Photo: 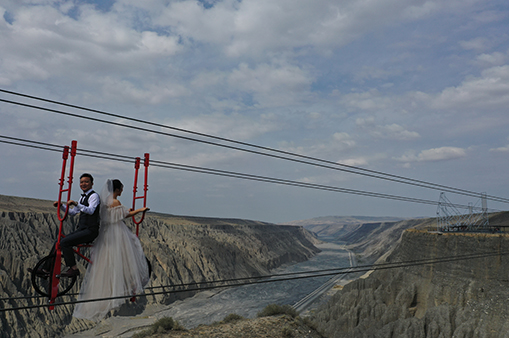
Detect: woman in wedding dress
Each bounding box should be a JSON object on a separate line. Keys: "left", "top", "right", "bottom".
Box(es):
{"left": 73, "top": 179, "right": 150, "bottom": 321}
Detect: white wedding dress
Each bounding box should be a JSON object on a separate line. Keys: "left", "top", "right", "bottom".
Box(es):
{"left": 73, "top": 185, "right": 150, "bottom": 321}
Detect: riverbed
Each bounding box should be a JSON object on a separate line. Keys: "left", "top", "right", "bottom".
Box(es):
{"left": 66, "top": 241, "right": 357, "bottom": 337}
{"left": 152, "top": 241, "right": 355, "bottom": 328}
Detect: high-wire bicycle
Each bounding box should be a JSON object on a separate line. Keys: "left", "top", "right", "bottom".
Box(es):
{"left": 29, "top": 141, "right": 150, "bottom": 309}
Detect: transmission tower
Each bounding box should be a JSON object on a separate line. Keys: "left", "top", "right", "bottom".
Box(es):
{"left": 436, "top": 192, "right": 489, "bottom": 232}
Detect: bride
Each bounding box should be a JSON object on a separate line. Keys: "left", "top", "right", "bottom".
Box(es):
{"left": 73, "top": 179, "right": 150, "bottom": 321}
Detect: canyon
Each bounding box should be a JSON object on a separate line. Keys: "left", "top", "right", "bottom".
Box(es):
{"left": 2, "top": 193, "right": 509, "bottom": 338}
{"left": 311, "top": 212, "right": 509, "bottom": 337}
{"left": 0, "top": 195, "right": 319, "bottom": 337}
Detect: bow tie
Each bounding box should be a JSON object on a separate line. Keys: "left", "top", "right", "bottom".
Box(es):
{"left": 81, "top": 193, "right": 87, "bottom": 197}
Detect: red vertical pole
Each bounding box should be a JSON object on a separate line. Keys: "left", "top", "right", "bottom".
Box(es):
{"left": 130, "top": 153, "right": 149, "bottom": 303}
{"left": 132, "top": 153, "right": 149, "bottom": 237}
{"left": 132, "top": 156, "right": 141, "bottom": 233}
{"left": 143, "top": 153, "right": 149, "bottom": 210}
{"left": 49, "top": 140, "right": 77, "bottom": 309}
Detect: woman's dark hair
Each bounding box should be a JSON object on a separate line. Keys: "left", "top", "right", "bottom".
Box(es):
{"left": 80, "top": 173, "right": 94, "bottom": 183}
{"left": 112, "top": 179, "right": 123, "bottom": 192}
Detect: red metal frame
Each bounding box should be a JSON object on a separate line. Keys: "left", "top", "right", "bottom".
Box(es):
{"left": 74, "top": 243, "right": 93, "bottom": 264}
{"left": 50, "top": 140, "right": 77, "bottom": 309}
{"left": 47, "top": 146, "right": 150, "bottom": 307}
{"left": 132, "top": 153, "right": 149, "bottom": 237}
{"left": 130, "top": 153, "right": 149, "bottom": 302}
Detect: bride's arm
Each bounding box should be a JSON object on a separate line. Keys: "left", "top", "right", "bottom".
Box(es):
{"left": 126, "top": 207, "right": 150, "bottom": 218}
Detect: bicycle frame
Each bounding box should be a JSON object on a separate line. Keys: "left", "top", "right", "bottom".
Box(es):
{"left": 132, "top": 153, "right": 149, "bottom": 237}
{"left": 50, "top": 140, "right": 77, "bottom": 309}
{"left": 43, "top": 146, "right": 149, "bottom": 308}
{"left": 74, "top": 244, "right": 93, "bottom": 264}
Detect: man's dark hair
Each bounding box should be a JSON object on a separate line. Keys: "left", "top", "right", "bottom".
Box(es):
{"left": 80, "top": 173, "right": 94, "bottom": 183}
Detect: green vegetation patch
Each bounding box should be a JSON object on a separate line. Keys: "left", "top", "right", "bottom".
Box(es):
{"left": 132, "top": 317, "right": 185, "bottom": 338}
{"left": 257, "top": 304, "right": 298, "bottom": 318}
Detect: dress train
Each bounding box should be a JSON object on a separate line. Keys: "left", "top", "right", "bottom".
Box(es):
{"left": 73, "top": 205, "right": 149, "bottom": 321}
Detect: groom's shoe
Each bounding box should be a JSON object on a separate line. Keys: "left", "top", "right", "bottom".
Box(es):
{"left": 60, "top": 267, "right": 80, "bottom": 277}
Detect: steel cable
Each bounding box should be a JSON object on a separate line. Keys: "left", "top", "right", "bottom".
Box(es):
{"left": 1, "top": 250, "right": 507, "bottom": 312}
{"left": 1, "top": 90, "right": 507, "bottom": 204}
{"left": 0, "top": 136, "right": 493, "bottom": 211}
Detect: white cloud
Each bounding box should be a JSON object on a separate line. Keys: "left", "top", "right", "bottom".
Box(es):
{"left": 308, "top": 112, "right": 322, "bottom": 119}
{"left": 489, "top": 145, "right": 509, "bottom": 152}
{"left": 0, "top": 3, "right": 182, "bottom": 88}
{"left": 333, "top": 132, "right": 356, "bottom": 147}
{"left": 342, "top": 90, "right": 394, "bottom": 111}
{"left": 277, "top": 131, "right": 358, "bottom": 163}
{"left": 227, "top": 61, "right": 313, "bottom": 107}
{"left": 396, "top": 146, "right": 467, "bottom": 163}
{"left": 431, "top": 65, "right": 509, "bottom": 111}
{"left": 402, "top": 1, "right": 441, "bottom": 19}
{"left": 100, "top": 77, "right": 191, "bottom": 104}
{"left": 471, "top": 9, "right": 508, "bottom": 24}
{"left": 459, "top": 37, "right": 492, "bottom": 51}
{"left": 356, "top": 118, "right": 420, "bottom": 141}
{"left": 339, "top": 157, "right": 368, "bottom": 167}
{"left": 353, "top": 66, "right": 397, "bottom": 83}
{"left": 374, "top": 124, "right": 420, "bottom": 141}
{"left": 474, "top": 52, "right": 507, "bottom": 67}
{"left": 150, "top": 0, "right": 469, "bottom": 58}
{"left": 165, "top": 113, "right": 278, "bottom": 142}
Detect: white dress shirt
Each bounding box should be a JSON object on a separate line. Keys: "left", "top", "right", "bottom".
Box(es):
{"left": 62, "top": 190, "right": 100, "bottom": 216}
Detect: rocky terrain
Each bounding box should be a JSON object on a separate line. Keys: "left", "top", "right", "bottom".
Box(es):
{"left": 4, "top": 193, "right": 509, "bottom": 338}
{"left": 312, "top": 212, "right": 509, "bottom": 337}
{"left": 0, "top": 194, "right": 319, "bottom": 338}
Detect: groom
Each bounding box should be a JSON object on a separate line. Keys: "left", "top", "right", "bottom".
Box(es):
{"left": 32, "top": 173, "right": 101, "bottom": 277}
{"left": 53, "top": 173, "right": 101, "bottom": 276}
{"left": 55, "top": 173, "right": 101, "bottom": 276}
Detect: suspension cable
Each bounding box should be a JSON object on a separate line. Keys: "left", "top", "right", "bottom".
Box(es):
{"left": 0, "top": 135, "right": 497, "bottom": 211}
{"left": 1, "top": 250, "right": 506, "bottom": 312}
{"left": 0, "top": 90, "right": 506, "bottom": 204}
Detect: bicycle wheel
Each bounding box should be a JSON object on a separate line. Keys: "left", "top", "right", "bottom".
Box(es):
{"left": 31, "top": 255, "right": 78, "bottom": 297}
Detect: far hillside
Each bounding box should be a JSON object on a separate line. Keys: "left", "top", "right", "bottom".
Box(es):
{"left": 281, "top": 216, "right": 407, "bottom": 240}
{"left": 283, "top": 213, "right": 509, "bottom": 265}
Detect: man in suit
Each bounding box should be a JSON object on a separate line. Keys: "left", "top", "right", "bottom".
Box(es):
{"left": 31, "top": 173, "right": 101, "bottom": 277}
{"left": 53, "top": 173, "right": 101, "bottom": 276}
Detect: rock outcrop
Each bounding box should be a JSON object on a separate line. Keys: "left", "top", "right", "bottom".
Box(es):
{"left": 0, "top": 195, "right": 319, "bottom": 338}
{"left": 313, "top": 213, "right": 509, "bottom": 337}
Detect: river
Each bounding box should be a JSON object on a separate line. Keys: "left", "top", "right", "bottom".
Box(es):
{"left": 152, "top": 241, "right": 357, "bottom": 328}
{"left": 67, "top": 241, "right": 357, "bottom": 337}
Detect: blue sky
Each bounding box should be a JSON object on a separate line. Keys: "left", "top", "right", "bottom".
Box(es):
{"left": 0, "top": 0, "right": 508, "bottom": 223}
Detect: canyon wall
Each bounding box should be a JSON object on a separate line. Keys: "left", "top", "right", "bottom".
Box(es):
{"left": 313, "top": 219, "right": 509, "bottom": 338}
{"left": 0, "top": 195, "right": 319, "bottom": 338}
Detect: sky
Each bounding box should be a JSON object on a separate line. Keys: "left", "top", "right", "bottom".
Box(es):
{"left": 0, "top": 0, "right": 508, "bottom": 224}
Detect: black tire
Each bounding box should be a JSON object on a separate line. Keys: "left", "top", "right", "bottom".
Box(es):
{"left": 31, "top": 255, "right": 77, "bottom": 297}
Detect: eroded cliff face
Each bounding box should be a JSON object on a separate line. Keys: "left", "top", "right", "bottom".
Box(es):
{"left": 0, "top": 196, "right": 319, "bottom": 338}
{"left": 313, "top": 229, "right": 509, "bottom": 338}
